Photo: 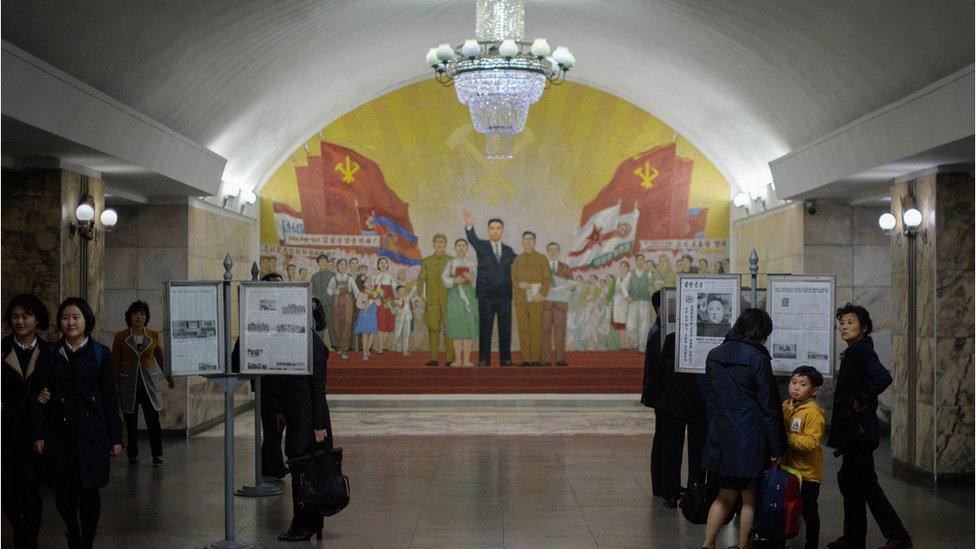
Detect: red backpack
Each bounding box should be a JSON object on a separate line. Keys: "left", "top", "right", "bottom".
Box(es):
{"left": 752, "top": 464, "right": 803, "bottom": 545}
{"left": 780, "top": 465, "right": 804, "bottom": 539}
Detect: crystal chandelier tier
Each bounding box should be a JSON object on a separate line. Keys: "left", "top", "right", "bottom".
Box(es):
{"left": 426, "top": 0, "right": 575, "bottom": 158}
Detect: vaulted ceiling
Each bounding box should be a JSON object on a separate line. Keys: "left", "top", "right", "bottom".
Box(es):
{"left": 2, "top": 1, "right": 972, "bottom": 195}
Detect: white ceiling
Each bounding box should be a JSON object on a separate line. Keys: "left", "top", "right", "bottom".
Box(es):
{"left": 1, "top": 1, "right": 972, "bottom": 195}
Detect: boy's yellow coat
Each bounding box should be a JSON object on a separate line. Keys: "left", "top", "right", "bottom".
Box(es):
{"left": 782, "top": 399, "right": 826, "bottom": 483}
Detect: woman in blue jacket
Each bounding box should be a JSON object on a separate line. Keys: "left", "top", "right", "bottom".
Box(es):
{"left": 701, "top": 308, "right": 784, "bottom": 549}
{"left": 826, "top": 304, "right": 911, "bottom": 549}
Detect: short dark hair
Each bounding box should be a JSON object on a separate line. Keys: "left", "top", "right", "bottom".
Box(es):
{"left": 522, "top": 231, "right": 536, "bottom": 238}
{"left": 261, "top": 272, "right": 284, "bottom": 282}
{"left": 57, "top": 297, "right": 96, "bottom": 336}
{"left": 316, "top": 254, "right": 329, "bottom": 262}
{"left": 835, "top": 303, "right": 873, "bottom": 336}
{"left": 124, "top": 300, "right": 151, "bottom": 327}
{"left": 620, "top": 261, "right": 630, "bottom": 268}
{"left": 547, "top": 242, "right": 560, "bottom": 250}
{"left": 727, "top": 308, "right": 773, "bottom": 343}
{"left": 299, "top": 268, "right": 309, "bottom": 274}
{"left": 377, "top": 257, "right": 389, "bottom": 268}
{"left": 635, "top": 253, "right": 645, "bottom": 260}
{"left": 455, "top": 238, "right": 468, "bottom": 247}
{"left": 681, "top": 254, "right": 694, "bottom": 262}
{"left": 4, "top": 293, "right": 50, "bottom": 332}
{"left": 487, "top": 218, "right": 504, "bottom": 227}
{"left": 651, "top": 290, "right": 661, "bottom": 311}
{"left": 396, "top": 285, "right": 406, "bottom": 291}
{"left": 791, "top": 366, "right": 824, "bottom": 388}
{"left": 349, "top": 257, "right": 359, "bottom": 263}
{"left": 336, "top": 259, "right": 348, "bottom": 266}
{"left": 706, "top": 294, "right": 726, "bottom": 307}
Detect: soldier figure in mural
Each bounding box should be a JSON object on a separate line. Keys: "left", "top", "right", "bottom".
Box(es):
{"left": 464, "top": 212, "right": 517, "bottom": 367}
{"left": 418, "top": 234, "right": 454, "bottom": 367}
{"left": 442, "top": 239, "right": 479, "bottom": 367}
{"left": 310, "top": 254, "right": 335, "bottom": 348}
{"left": 627, "top": 254, "right": 653, "bottom": 354}
{"left": 326, "top": 259, "right": 358, "bottom": 360}
{"left": 511, "top": 231, "right": 551, "bottom": 366}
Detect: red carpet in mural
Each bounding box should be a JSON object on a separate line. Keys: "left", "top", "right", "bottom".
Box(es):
{"left": 328, "top": 351, "right": 644, "bottom": 394}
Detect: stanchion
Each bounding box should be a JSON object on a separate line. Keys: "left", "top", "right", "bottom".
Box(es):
{"left": 205, "top": 254, "right": 259, "bottom": 549}
{"left": 236, "top": 261, "right": 283, "bottom": 498}
{"left": 749, "top": 248, "right": 759, "bottom": 308}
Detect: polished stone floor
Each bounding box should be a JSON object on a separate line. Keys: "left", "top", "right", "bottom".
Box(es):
{"left": 4, "top": 417, "right": 973, "bottom": 548}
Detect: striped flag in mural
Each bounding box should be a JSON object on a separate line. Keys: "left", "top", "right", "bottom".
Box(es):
{"left": 566, "top": 203, "right": 639, "bottom": 269}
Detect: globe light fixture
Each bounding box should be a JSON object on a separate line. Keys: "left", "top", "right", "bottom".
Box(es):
{"left": 902, "top": 208, "right": 922, "bottom": 228}
{"left": 878, "top": 212, "right": 896, "bottom": 232}
{"left": 733, "top": 192, "right": 750, "bottom": 209}
{"left": 75, "top": 202, "right": 95, "bottom": 222}
{"left": 100, "top": 208, "right": 118, "bottom": 229}
{"left": 70, "top": 197, "right": 119, "bottom": 241}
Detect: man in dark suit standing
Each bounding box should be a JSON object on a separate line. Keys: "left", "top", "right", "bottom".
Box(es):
{"left": 464, "top": 211, "right": 516, "bottom": 366}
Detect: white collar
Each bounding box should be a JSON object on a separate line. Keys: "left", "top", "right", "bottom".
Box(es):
{"left": 66, "top": 337, "right": 90, "bottom": 353}
{"left": 14, "top": 336, "right": 38, "bottom": 351}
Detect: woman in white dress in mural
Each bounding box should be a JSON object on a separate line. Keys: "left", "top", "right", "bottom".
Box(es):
{"left": 585, "top": 276, "right": 606, "bottom": 350}
{"left": 611, "top": 261, "right": 632, "bottom": 350}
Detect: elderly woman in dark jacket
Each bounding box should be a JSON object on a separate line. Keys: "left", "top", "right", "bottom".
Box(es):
{"left": 826, "top": 304, "right": 911, "bottom": 549}
{"left": 2, "top": 294, "right": 52, "bottom": 549}
{"left": 701, "top": 308, "right": 784, "bottom": 549}
{"left": 33, "top": 297, "right": 123, "bottom": 549}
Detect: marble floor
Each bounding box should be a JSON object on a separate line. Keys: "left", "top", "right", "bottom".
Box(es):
{"left": 4, "top": 412, "right": 973, "bottom": 548}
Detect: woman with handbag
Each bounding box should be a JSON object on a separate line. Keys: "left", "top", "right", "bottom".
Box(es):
{"left": 700, "top": 308, "right": 784, "bottom": 549}
{"left": 278, "top": 297, "right": 332, "bottom": 542}
{"left": 112, "top": 300, "right": 174, "bottom": 465}
{"left": 2, "top": 294, "right": 52, "bottom": 549}
{"left": 32, "top": 297, "right": 123, "bottom": 549}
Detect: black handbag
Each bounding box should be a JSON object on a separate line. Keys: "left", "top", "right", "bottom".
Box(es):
{"left": 288, "top": 445, "right": 350, "bottom": 517}
{"left": 680, "top": 471, "right": 739, "bottom": 525}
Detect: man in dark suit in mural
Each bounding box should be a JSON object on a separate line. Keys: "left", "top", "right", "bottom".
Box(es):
{"left": 464, "top": 211, "right": 516, "bottom": 366}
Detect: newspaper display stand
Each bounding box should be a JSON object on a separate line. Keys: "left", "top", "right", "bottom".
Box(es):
{"left": 767, "top": 274, "right": 836, "bottom": 378}
{"left": 674, "top": 274, "right": 742, "bottom": 374}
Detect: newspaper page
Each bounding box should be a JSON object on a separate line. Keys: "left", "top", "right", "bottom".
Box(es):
{"left": 240, "top": 283, "right": 312, "bottom": 375}
{"left": 167, "top": 283, "right": 222, "bottom": 376}
{"left": 768, "top": 275, "right": 835, "bottom": 378}
{"left": 676, "top": 275, "right": 741, "bottom": 373}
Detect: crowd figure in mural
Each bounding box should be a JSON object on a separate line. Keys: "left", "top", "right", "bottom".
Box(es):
{"left": 291, "top": 212, "right": 731, "bottom": 365}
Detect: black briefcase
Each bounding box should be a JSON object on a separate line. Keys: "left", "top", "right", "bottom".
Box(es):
{"left": 680, "top": 471, "right": 738, "bottom": 525}
{"left": 288, "top": 445, "right": 351, "bottom": 517}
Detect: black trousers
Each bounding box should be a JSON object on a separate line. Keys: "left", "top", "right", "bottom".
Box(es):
{"left": 123, "top": 383, "right": 163, "bottom": 459}
{"left": 2, "top": 480, "right": 42, "bottom": 549}
{"left": 650, "top": 425, "right": 662, "bottom": 496}
{"left": 260, "top": 384, "right": 287, "bottom": 477}
{"left": 54, "top": 477, "right": 100, "bottom": 549}
{"left": 477, "top": 295, "right": 512, "bottom": 363}
{"left": 837, "top": 445, "right": 910, "bottom": 545}
{"left": 800, "top": 481, "right": 820, "bottom": 549}
{"left": 654, "top": 410, "right": 707, "bottom": 499}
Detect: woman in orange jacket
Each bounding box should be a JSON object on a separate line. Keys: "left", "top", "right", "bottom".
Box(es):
{"left": 112, "top": 301, "right": 173, "bottom": 465}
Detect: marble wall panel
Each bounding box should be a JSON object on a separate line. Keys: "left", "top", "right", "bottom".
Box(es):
{"left": 891, "top": 334, "right": 909, "bottom": 394}
{"left": 852, "top": 245, "right": 891, "bottom": 287}
{"left": 137, "top": 247, "right": 189, "bottom": 291}
{"left": 935, "top": 174, "right": 975, "bottom": 272}
{"left": 915, "top": 402, "right": 935, "bottom": 470}
{"left": 853, "top": 206, "right": 892, "bottom": 246}
{"left": 104, "top": 289, "right": 138, "bottom": 335}
{"left": 136, "top": 205, "right": 188, "bottom": 249}
{"left": 804, "top": 245, "right": 853, "bottom": 287}
{"left": 915, "top": 268, "right": 936, "bottom": 338}
{"left": 852, "top": 286, "right": 892, "bottom": 331}
{"left": 937, "top": 337, "right": 974, "bottom": 409}
{"left": 936, "top": 270, "right": 975, "bottom": 337}
{"left": 730, "top": 203, "right": 803, "bottom": 273}
{"left": 105, "top": 206, "right": 141, "bottom": 247}
{"left": 106, "top": 247, "right": 139, "bottom": 290}
{"left": 915, "top": 336, "right": 935, "bottom": 405}
{"left": 890, "top": 395, "right": 908, "bottom": 462}
{"left": 803, "top": 203, "right": 852, "bottom": 246}
{"left": 890, "top": 271, "right": 908, "bottom": 335}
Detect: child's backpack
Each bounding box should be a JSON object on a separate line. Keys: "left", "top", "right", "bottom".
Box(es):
{"left": 751, "top": 463, "right": 802, "bottom": 546}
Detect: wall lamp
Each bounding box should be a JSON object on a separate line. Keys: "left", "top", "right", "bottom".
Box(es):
{"left": 70, "top": 196, "right": 118, "bottom": 241}
{"left": 733, "top": 192, "right": 750, "bottom": 212}
{"left": 877, "top": 207, "right": 922, "bottom": 236}
{"left": 238, "top": 188, "right": 257, "bottom": 213}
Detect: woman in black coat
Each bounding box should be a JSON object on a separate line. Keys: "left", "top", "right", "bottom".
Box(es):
{"left": 32, "top": 297, "right": 123, "bottom": 549}
{"left": 701, "top": 308, "right": 784, "bottom": 549}
{"left": 2, "top": 294, "right": 52, "bottom": 549}
{"left": 826, "top": 304, "right": 911, "bottom": 549}
{"left": 277, "top": 298, "right": 332, "bottom": 542}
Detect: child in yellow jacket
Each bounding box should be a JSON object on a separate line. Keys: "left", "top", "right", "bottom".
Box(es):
{"left": 783, "top": 366, "right": 826, "bottom": 549}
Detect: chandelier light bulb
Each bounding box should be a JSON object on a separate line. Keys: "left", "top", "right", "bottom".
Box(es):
{"left": 238, "top": 188, "right": 257, "bottom": 206}
{"left": 436, "top": 43, "right": 454, "bottom": 62}
{"left": 732, "top": 192, "right": 750, "bottom": 208}
{"left": 426, "top": 47, "right": 440, "bottom": 67}
{"left": 903, "top": 208, "right": 922, "bottom": 228}
{"left": 552, "top": 46, "right": 571, "bottom": 66}
{"left": 530, "top": 38, "right": 550, "bottom": 58}
{"left": 561, "top": 49, "right": 575, "bottom": 68}
{"left": 100, "top": 208, "right": 118, "bottom": 228}
{"left": 461, "top": 39, "right": 481, "bottom": 58}
{"left": 498, "top": 39, "right": 519, "bottom": 58}
{"left": 878, "top": 212, "right": 896, "bottom": 231}
{"left": 75, "top": 202, "right": 95, "bottom": 222}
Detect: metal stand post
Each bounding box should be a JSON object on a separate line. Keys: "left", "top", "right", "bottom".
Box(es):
{"left": 205, "top": 254, "right": 259, "bottom": 549}
{"left": 749, "top": 249, "right": 759, "bottom": 308}
{"left": 236, "top": 262, "right": 283, "bottom": 497}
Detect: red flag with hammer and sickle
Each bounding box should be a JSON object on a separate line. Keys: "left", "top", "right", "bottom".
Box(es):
{"left": 579, "top": 143, "right": 699, "bottom": 241}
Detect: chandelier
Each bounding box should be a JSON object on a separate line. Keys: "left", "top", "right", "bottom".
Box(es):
{"left": 426, "top": 0, "right": 575, "bottom": 158}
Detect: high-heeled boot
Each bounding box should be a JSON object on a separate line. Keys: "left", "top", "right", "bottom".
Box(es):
{"left": 277, "top": 513, "right": 321, "bottom": 542}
